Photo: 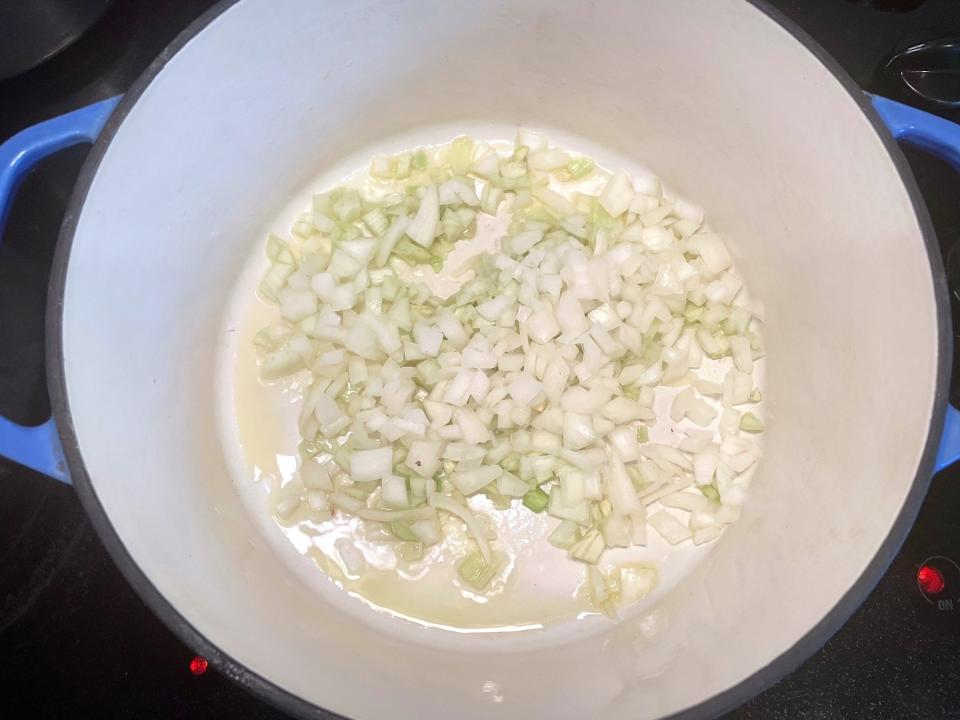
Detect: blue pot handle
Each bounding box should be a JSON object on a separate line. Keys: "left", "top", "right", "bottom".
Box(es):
{"left": 872, "top": 95, "right": 960, "bottom": 474}
{"left": 0, "top": 96, "right": 121, "bottom": 483}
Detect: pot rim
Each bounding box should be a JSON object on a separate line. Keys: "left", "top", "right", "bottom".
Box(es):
{"left": 44, "top": 1, "right": 952, "bottom": 718}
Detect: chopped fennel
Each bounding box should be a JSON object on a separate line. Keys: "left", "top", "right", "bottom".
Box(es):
{"left": 254, "top": 131, "right": 765, "bottom": 615}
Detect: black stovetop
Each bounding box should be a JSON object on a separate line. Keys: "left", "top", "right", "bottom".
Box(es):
{"left": 1, "top": 1, "right": 959, "bottom": 718}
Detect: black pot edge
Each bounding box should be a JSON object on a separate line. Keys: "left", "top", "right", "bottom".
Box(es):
{"left": 42, "top": 1, "right": 952, "bottom": 719}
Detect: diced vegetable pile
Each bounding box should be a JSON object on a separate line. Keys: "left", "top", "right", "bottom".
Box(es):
{"left": 255, "top": 130, "right": 764, "bottom": 614}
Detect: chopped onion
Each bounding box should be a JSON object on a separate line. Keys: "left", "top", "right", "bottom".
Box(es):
{"left": 406, "top": 440, "right": 442, "bottom": 478}
{"left": 661, "top": 491, "right": 713, "bottom": 513}
{"left": 692, "top": 525, "right": 724, "bottom": 545}
{"left": 350, "top": 447, "right": 393, "bottom": 482}
{"left": 381, "top": 475, "right": 409, "bottom": 507}
{"left": 648, "top": 510, "right": 693, "bottom": 545}
{"left": 599, "top": 169, "right": 634, "bottom": 217}
{"left": 253, "top": 131, "right": 764, "bottom": 611}
{"left": 451, "top": 465, "right": 502, "bottom": 495}
{"left": 335, "top": 538, "right": 366, "bottom": 575}
{"left": 528, "top": 149, "right": 569, "bottom": 171}
{"left": 406, "top": 185, "right": 439, "bottom": 247}
{"left": 375, "top": 214, "right": 411, "bottom": 267}
{"left": 687, "top": 232, "right": 732, "bottom": 273}
{"left": 606, "top": 449, "right": 642, "bottom": 516}
{"left": 693, "top": 445, "right": 720, "bottom": 486}
{"left": 619, "top": 564, "right": 657, "bottom": 605}
{"left": 429, "top": 493, "right": 492, "bottom": 563}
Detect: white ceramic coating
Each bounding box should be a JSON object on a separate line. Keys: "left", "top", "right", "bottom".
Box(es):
{"left": 59, "top": 1, "right": 939, "bottom": 718}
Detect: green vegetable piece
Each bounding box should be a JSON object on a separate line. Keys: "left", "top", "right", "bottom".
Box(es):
{"left": 522, "top": 487, "right": 549, "bottom": 513}
{"left": 567, "top": 157, "right": 596, "bottom": 180}
{"left": 626, "top": 465, "right": 644, "bottom": 486}
{"left": 588, "top": 198, "right": 616, "bottom": 230}
{"left": 362, "top": 207, "right": 389, "bottom": 237}
{"left": 393, "top": 153, "right": 412, "bottom": 180}
{"left": 740, "top": 412, "right": 764, "bottom": 433}
{"left": 569, "top": 527, "right": 605, "bottom": 564}
{"left": 411, "top": 149, "right": 429, "bottom": 171}
{"left": 636, "top": 425, "right": 649, "bottom": 443}
{"left": 390, "top": 520, "right": 419, "bottom": 541}
{"left": 457, "top": 552, "right": 499, "bottom": 591}
{"left": 392, "top": 237, "right": 433, "bottom": 266}
{"left": 700, "top": 484, "right": 721, "bottom": 503}
{"left": 501, "top": 452, "right": 521, "bottom": 474}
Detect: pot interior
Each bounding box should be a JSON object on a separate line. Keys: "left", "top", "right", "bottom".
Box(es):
{"left": 59, "top": 1, "right": 939, "bottom": 718}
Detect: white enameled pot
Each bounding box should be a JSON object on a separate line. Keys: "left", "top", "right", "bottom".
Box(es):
{"left": 2, "top": 1, "right": 959, "bottom": 718}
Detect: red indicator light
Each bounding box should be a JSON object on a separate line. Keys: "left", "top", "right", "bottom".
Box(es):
{"left": 918, "top": 565, "right": 946, "bottom": 595}
{"left": 189, "top": 656, "right": 209, "bottom": 676}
